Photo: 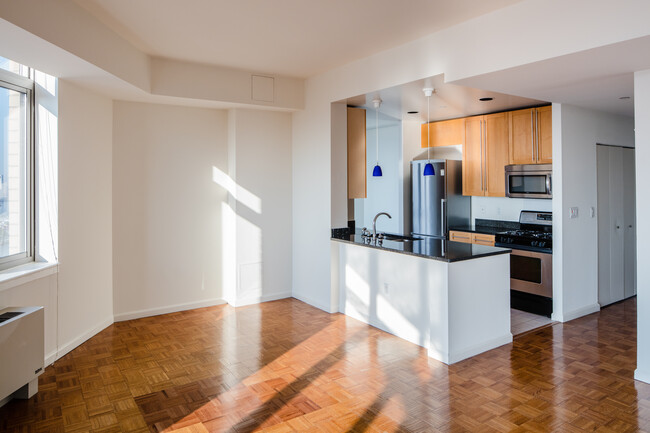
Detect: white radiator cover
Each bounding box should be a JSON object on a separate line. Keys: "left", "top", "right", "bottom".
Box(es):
{"left": 0, "top": 306, "right": 44, "bottom": 405}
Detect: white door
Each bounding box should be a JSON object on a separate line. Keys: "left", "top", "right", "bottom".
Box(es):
{"left": 597, "top": 145, "right": 636, "bottom": 307}
{"left": 623, "top": 148, "right": 637, "bottom": 298}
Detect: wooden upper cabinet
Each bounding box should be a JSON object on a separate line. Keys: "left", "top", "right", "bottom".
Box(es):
{"left": 484, "top": 112, "right": 509, "bottom": 197}
{"left": 347, "top": 107, "right": 366, "bottom": 199}
{"left": 509, "top": 108, "right": 536, "bottom": 164}
{"left": 462, "top": 114, "right": 508, "bottom": 197}
{"left": 536, "top": 105, "right": 552, "bottom": 164}
{"left": 462, "top": 116, "right": 484, "bottom": 196}
{"left": 421, "top": 118, "right": 465, "bottom": 148}
{"left": 509, "top": 106, "right": 552, "bottom": 165}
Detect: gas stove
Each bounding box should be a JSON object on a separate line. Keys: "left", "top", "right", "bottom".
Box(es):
{"left": 495, "top": 211, "right": 552, "bottom": 253}
{"left": 495, "top": 210, "right": 553, "bottom": 317}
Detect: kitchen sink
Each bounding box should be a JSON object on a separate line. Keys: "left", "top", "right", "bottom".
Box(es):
{"left": 381, "top": 233, "right": 422, "bottom": 242}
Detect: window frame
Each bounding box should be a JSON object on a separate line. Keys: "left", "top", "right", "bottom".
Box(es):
{"left": 0, "top": 68, "right": 35, "bottom": 270}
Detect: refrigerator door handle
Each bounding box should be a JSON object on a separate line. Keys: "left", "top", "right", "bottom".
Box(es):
{"left": 441, "top": 198, "right": 447, "bottom": 236}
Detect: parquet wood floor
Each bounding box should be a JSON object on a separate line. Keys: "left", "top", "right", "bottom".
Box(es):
{"left": 1, "top": 297, "right": 647, "bottom": 432}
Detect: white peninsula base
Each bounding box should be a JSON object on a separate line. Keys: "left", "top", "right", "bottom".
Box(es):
{"left": 332, "top": 240, "right": 512, "bottom": 364}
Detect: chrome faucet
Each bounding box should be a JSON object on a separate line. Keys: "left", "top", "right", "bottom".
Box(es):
{"left": 372, "top": 212, "right": 392, "bottom": 239}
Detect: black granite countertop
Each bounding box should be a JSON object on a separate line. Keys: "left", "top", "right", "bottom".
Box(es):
{"left": 449, "top": 218, "right": 520, "bottom": 236}
{"left": 331, "top": 230, "right": 511, "bottom": 263}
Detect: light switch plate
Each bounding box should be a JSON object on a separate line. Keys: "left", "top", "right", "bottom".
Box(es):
{"left": 569, "top": 207, "right": 579, "bottom": 219}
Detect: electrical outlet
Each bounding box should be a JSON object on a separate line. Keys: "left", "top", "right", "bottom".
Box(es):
{"left": 590, "top": 207, "right": 595, "bottom": 218}
{"left": 569, "top": 207, "right": 579, "bottom": 219}
{"left": 383, "top": 282, "right": 390, "bottom": 294}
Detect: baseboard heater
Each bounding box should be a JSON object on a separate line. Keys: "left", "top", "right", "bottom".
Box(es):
{"left": 0, "top": 306, "right": 44, "bottom": 407}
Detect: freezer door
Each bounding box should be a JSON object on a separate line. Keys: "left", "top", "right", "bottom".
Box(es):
{"left": 412, "top": 161, "right": 445, "bottom": 237}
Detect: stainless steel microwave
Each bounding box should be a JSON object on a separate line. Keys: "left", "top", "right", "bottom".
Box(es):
{"left": 505, "top": 164, "right": 552, "bottom": 199}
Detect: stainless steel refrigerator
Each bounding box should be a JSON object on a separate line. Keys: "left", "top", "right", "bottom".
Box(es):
{"left": 411, "top": 159, "right": 470, "bottom": 239}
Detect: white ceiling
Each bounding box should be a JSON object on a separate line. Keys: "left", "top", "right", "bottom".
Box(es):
{"left": 73, "top": 0, "right": 522, "bottom": 79}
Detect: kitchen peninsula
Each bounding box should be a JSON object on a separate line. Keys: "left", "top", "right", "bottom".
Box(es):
{"left": 331, "top": 231, "right": 512, "bottom": 364}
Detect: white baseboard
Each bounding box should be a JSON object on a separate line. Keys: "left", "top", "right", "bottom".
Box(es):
{"left": 557, "top": 303, "right": 601, "bottom": 323}
{"left": 230, "top": 291, "right": 292, "bottom": 308}
{"left": 635, "top": 369, "right": 650, "bottom": 384}
{"left": 114, "top": 298, "right": 227, "bottom": 322}
{"left": 45, "top": 350, "right": 57, "bottom": 366}
{"left": 447, "top": 333, "right": 513, "bottom": 365}
{"left": 55, "top": 316, "right": 114, "bottom": 362}
{"left": 291, "top": 292, "right": 335, "bottom": 313}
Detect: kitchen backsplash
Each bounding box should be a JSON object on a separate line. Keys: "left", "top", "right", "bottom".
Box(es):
{"left": 471, "top": 196, "right": 552, "bottom": 224}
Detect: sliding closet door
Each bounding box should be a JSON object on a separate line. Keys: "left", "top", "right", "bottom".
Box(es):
{"left": 597, "top": 145, "right": 636, "bottom": 307}
{"left": 598, "top": 145, "right": 624, "bottom": 306}
{"left": 623, "top": 148, "right": 636, "bottom": 298}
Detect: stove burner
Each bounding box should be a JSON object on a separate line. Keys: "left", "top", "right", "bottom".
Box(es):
{"left": 496, "top": 228, "right": 553, "bottom": 252}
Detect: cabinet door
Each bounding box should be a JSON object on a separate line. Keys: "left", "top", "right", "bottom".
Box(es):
{"left": 536, "top": 106, "right": 552, "bottom": 163}
{"left": 421, "top": 118, "right": 465, "bottom": 148}
{"left": 484, "top": 112, "right": 509, "bottom": 197}
{"left": 347, "top": 107, "right": 366, "bottom": 199}
{"left": 449, "top": 231, "right": 472, "bottom": 243}
{"left": 472, "top": 233, "right": 495, "bottom": 246}
{"left": 509, "top": 108, "right": 535, "bottom": 164}
{"left": 462, "top": 116, "right": 484, "bottom": 196}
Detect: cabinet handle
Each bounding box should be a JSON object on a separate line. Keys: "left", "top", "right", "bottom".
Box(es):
{"left": 531, "top": 110, "right": 534, "bottom": 162}
{"left": 483, "top": 119, "right": 488, "bottom": 192}
{"left": 535, "top": 110, "right": 539, "bottom": 162}
{"left": 479, "top": 120, "right": 483, "bottom": 191}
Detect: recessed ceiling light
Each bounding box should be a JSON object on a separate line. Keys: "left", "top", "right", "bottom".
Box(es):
{"left": 619, "top": 96, "right": 631, "bottom": 100}
{"left": 479, "top": 97, "right": 494, "bottom": 102}
{"left": 407, "top": 111, "right": 419, "bottom": 114}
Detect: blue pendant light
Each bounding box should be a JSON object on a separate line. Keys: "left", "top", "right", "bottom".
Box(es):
{"left": 423, "top": 87, "right": 435, "bottom": 176}
{"left": 372, "top": 97, "right": 382, "bottom": 177}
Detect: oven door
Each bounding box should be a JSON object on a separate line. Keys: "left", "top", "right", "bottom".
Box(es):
{"left": 509, "top": 248, "right": 552, "bottom": 298}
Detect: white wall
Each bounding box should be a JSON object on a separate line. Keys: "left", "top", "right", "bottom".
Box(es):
{"left": 0, "top": 79, "right": 111, "bottom": 366}
{"left": 553, "top": 104, "right": 634, "bottom": 322}
{"left": 226, "top": 109, "right": 293, "bottom": 306}
{"left": 57, "top": 80, "right": 114, "bottom": 355}
{"left": 330, "top": 103, "right": 347, "bottom": 228}
{"left": 634, "top": 69, "right": 650, "bottom": 383}
{"left": 360, "top": 123, "right": 402, "bottom": 234}
{"left": 471, "top": 197, "right": 552, "bottom": 223}
{"left": 112, "top": 101, "right": 228, "bottom": 319}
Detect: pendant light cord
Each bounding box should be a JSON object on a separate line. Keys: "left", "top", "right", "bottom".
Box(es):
{"left": 427, "top": 93, "right": 431, "bottom": 162}
{"left": 376, "top": 104, "right": 379, "bottom": 164}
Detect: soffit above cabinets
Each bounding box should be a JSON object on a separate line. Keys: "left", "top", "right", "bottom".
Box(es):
{"left": 344, "top": 74, "right": 547, "bottom": 126}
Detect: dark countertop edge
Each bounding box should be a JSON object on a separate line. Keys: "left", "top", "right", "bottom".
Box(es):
{"left": 330, "top": 237, "right": 511, "bottom": 263}
{"left": 449, "top": 219, "right": 521, "bottom": 236}
{"left": 448, "top": 226, "right": 508, "bottom": 235}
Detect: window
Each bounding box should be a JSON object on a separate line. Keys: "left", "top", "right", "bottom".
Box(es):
{"left": 0, "top": 58, "right": 33, "bottom": 270}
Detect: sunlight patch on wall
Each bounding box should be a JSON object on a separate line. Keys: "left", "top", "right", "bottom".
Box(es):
{"left": 212, "top": 166, "right": 262, "bottom": 214}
